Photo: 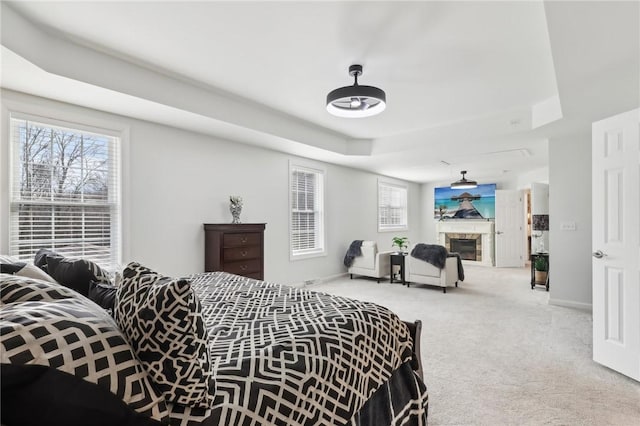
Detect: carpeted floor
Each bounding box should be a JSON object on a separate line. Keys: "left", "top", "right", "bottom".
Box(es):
{"left": 312, "top": 264, "right": 640, "bottom": 426}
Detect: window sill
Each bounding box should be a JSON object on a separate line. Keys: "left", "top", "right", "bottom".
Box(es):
{"left": 378, "top": 227, "right": 409, "bottom": 233}
{"left": 290, "top": 250, "right": 327, "bottom": 261}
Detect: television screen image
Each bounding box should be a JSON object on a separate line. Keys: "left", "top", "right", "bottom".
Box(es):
{"left": 434, "top": 184, "right": 496, "bottom": 220}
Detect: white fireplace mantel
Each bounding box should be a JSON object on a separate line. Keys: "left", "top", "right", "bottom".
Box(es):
{"left": 437, "top": 220, "right": 495, "bottom": 266}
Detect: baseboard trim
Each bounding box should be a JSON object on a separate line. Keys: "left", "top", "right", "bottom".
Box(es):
{"left": 291, "top": 272, "right": 349, "bottom": 288}
{"left": 549, "top": 298, "right": 592, "bottom": 312}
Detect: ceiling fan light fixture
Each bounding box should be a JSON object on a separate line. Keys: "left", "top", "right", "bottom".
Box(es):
{"left": 326, "top": 64, "right": 386, "bottom": 118}
{"left": 451, "top": 170, "right": 478, "bottom": 189}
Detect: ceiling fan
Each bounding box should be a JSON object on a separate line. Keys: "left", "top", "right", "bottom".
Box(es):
{"left": 326, "top": 64, "right": 386, "bottom": 118}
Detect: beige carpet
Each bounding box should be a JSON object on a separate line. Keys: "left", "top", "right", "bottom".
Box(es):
{"left": 312, "top": 265, "right": 640, "bottom": 426}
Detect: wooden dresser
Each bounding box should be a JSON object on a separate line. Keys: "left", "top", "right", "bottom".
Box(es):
{"left": 204, "top": 223, "right": 266, "bottom": 280}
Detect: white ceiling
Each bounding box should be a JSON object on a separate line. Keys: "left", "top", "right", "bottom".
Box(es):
{"left": 1, "top": 1, "right": 638, "bottom": 183}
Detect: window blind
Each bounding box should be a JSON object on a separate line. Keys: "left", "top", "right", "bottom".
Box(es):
{"left": 9, "top": 116, "right": 121, "bottom": 269}
{"left": 378, "top": 181, "right": 408, "bottom": 230}
{"left": 290, "top": 165, "right": 324, "bottom": 257}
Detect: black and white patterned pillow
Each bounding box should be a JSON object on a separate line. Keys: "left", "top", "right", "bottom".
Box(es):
{"left": 115, "top": 262, "right": 214, "bottom": 408}
{"left": 0, "top": 275, "right": 169, "bottom": 423}
{"left": 1, "top": 274, "right": 77, "bottom": 303}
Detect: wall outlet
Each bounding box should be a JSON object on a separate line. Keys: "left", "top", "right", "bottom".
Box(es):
{"left": 560, "top": 221, "right": 577, "bottom": 231}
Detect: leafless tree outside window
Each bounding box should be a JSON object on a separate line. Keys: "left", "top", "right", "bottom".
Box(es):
{"left": 11, "top": 119, "right": 117, "bottom": 266}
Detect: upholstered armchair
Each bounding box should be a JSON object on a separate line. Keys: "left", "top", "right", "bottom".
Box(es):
{"left": 406, "top": 244, "right": 460, "bottom": 293}
{"left": 348, "top": 241, "right": 392, "bottom": 283}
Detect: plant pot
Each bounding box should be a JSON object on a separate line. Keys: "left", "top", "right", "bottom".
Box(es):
{"left": 534, "top": 270, "right": 547, "bottom": 284}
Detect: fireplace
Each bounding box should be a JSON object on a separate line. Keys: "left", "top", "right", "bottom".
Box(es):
{"left": 437, "top": 221, "right": 494, "bottom": 266}
{"left": 450, "top": 238, "right": 477, "bottom": 261}
{"left": 444, "top": 232, "right": 483, "bottom": 262}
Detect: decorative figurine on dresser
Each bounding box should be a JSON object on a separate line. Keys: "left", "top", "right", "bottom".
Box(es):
{"left": 204, "top": 223, "right": 266, "bottom": 280}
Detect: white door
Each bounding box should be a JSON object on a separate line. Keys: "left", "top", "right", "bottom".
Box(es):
{"left": 592, "top": 108, "right": 640, "bottom": 381}
{"left": 495, "top": 190, "right": 524, "bottom": 267}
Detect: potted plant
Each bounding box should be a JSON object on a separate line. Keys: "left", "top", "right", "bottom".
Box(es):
{"left": 392, "top": 236, "right": 409, "bottom": 253}
{"left": 534, "top": 256, "right": 548, "bottom": 283}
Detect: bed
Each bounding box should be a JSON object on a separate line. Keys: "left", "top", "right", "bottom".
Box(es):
{"left": 1, "top": 257, "right": 428, "bottom": 426}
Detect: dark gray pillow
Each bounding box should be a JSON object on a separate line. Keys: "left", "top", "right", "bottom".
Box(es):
{"left": 33, "top": 248, "right": 61, "bottom": 272}
{"left": 87, "top": 281, "right": 117, "bottom": 313}
{"left": 46, "top": 256, "right": 111, "bottom": 297}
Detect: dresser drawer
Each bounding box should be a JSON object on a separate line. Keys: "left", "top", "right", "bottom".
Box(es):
{"left": 224, "top": 259, "right": 262, "bottom": 275}
{"left": 224, "top": 245, "right": 261, "bottom": 262}
{"left": 224, "top": 233, "right": 261, "bottom": 247}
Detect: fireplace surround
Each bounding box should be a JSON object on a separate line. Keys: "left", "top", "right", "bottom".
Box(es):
{"left": 437, "top": 221, "right": 495, "bottom": 266}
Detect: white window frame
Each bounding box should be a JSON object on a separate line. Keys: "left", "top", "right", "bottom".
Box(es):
{"left": 289, "top": 160, "right": 326, "bottom": 260}
{"left": 378, "top": 179, "right": 408, "bottom": 232}
{"left": 7, "top": 111, "right": 123, "bottom": 270}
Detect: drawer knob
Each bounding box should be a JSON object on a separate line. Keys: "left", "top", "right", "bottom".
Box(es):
{"left": 241, "top": 250, "right": 248, "bottom": 257}
{"left": 241, "top": 238, "right": 248, "bottom": 243}
{"left": 240, "top": 265, "right": 247, "bottom": 271}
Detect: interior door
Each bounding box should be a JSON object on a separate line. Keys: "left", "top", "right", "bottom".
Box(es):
{"left": 592, "top": 108, "right": 640, "bottom": 381}
{"left": 495, "top": 190, "right": 524, "bottom": 267}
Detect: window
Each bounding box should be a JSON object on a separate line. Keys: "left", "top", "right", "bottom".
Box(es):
{"left": 378, "top": 180, "right": 408, "bottom": 231}
{"left": 290, "top": 163, "right": 325, "bottom": 258}
{"left": 9, "top": 115, "right": 121, "bottom": 269}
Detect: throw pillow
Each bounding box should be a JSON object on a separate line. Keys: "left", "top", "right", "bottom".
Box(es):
{"left": 1, "top": 262, "right": 59, "bottom": 284}
{"left": 33, "top": 248, "right": 61, "bottom": 272}
{"left": 1, "top": 261, "right": 26, "bottom": 274}
{"left": 1, "top": 275, "right": 78, "bottom": 304}
{"left": 115, "top": 262, "right": 214, "bottom": 408}
{"left": 46, "top": 256, "right": 112, "bottom": 297}
{"left": 87, "top": 281, "right": 117, "bottom": 313}
{"left": 17, "top": 263, "right": 60, "bottom": 283}
{"left": 0, "top": 276, "right": 169, "bottom": 423}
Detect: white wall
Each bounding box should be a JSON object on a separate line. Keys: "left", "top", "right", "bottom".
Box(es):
{"left": 516, "top": 167, "right": 549, "bottom": 188}
{"left": 548, "top": 132, "right": 592, "bottom": 309}
{"left": 0, "top": 90, "right": 422, "bottom": 285}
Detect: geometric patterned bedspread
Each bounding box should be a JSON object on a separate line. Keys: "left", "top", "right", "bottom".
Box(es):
{"left": 167, "top": 272, "right": 428, "bottom": 425}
